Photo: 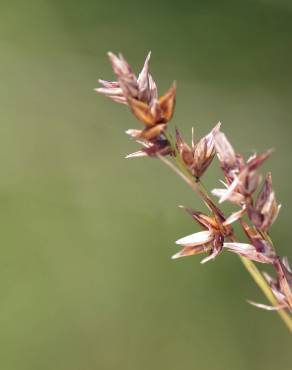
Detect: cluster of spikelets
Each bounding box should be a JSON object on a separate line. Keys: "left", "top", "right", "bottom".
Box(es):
{"left": 96, "top": 52, "right": 292, "bottom": 314}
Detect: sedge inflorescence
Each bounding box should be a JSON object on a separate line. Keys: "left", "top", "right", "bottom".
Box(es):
{"left": 96, "top": 52, "right": 292, "bottom": 319}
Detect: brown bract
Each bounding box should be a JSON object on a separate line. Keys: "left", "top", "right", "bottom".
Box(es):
{"left": 127, "top": 82, "right": 176, "bottom": 139}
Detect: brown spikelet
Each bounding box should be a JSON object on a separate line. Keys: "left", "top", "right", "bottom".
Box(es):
{"left": 158, "top": 82, "right": 176, "bottom": 122}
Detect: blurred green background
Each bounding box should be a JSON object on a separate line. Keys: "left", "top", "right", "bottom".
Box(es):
{"left": 1, "top": 0, "right": 292, "bottom": 369}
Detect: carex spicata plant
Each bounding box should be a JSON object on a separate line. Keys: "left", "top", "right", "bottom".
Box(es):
{"left": 96, "top": 51, "right": 292, "bottom": 332}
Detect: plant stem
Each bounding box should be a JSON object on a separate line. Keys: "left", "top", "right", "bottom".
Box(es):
{"left": 237, "top": 219, "right": 292, "bottom": 331}
{"left": 157, "top": 154, "right": 214, "bottom": 213}
{"left": 157, "top": 154, "right": 200, "bottom": 196}
{"left": 239, "top": 255, "right": 292, "bottom": 332}
{"left": 157, "top": 152, "right": 292, "bottom": 332}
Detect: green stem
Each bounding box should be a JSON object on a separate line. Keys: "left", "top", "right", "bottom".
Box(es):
{"left": 239, "top": 217, "right": 292, "bottom": 330}
{"left": 240, "top": 255, "right": 292, "bottom": 332}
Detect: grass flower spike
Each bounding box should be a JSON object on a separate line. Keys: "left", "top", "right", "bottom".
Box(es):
{"left": 173, "top": 207, "right": 234, "bottom": 263}
{"left": 96, "top": 52, "right": 176, "bottom": 143}
{"left": 96, "top": 51, "right": 292, "bottom": 332}
{"left": 175, "top": 123, "right": 220, "bottom": 179}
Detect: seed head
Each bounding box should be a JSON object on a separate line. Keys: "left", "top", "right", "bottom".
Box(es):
{"left": 96, "top": 52, "right": 176, "bottom": 142}
{"left": 173, "top": 206, "right": 234, "bottom": 263}
{"left": 247, "top": 173, "right": 281, "bottom": 231}
{"left": 175, "top": 123, "right": 221, "bottom": 179}
{"left": 212, "top": 131, "right": 272, "bottom": 204}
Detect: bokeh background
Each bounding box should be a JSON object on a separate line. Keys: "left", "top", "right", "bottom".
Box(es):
{"left": 1, "top": 0, "right": 292, "bottom": 369}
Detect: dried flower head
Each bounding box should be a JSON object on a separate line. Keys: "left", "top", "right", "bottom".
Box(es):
{"left": 175, "top": 123, "right": 220, "bottom": 179}
{"left": 96, "top": 52, "right": 154, "bottom": 104}
{"left": 212, "top": 131, "right": 272, "bottom": 204}
{"left": 96, "top": 52, "right": 176, "bottom": 142}
{"left": 247, "top": 173, "right": 281, "bottom": 231}
{"left": 173, "top": 206, "right": 234, "bottom": 263}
